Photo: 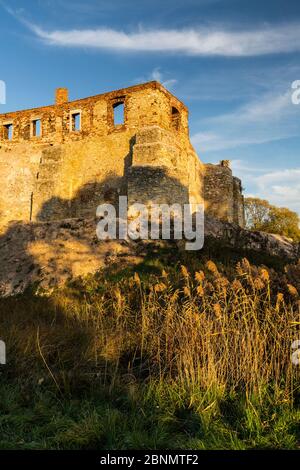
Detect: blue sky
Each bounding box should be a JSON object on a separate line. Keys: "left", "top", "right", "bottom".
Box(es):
{"left": 0, "top": 0, "right": 299, "bottom": 214}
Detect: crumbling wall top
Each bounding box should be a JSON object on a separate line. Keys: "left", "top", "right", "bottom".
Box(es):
{"left": 0, "top": 81, "right": 187, "bottom": 118}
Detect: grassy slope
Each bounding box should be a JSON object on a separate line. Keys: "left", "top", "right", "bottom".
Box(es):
{"left": 0, "top": 241, "right": 299, "bottom": 450}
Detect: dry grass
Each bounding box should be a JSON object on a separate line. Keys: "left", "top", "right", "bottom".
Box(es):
{"left": 0, "top": 256, "right": 299, "bottom": 449}
{"left": 1, "top": 257, "right": 299, "bottom": 395}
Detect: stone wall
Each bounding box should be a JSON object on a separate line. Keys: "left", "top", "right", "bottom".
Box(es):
{"left": 204, "top": 161, "right": 245, "bottom": 227}
{"left": 0, "top": 81, "right": 196, "bottom": 230}
{"left": 0, "top": 81, "right": 244, "bottom": 232}
{"left": 233, "top": 176, "right": 245, "bottom": 227}
{"left": 127, "top": 125, "right": 203, "bottom": 210}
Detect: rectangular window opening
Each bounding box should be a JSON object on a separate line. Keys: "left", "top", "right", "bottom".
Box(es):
{"left": 71, "top": 112, "right": 81, "bottom": 132}
{"left": 32, "top": 119, "right": 41, "bottom": 137}
{"left": 113, "top": 102, "right": 125, "bottom": 126}
{"left": 171, "top": 106, "right": 180, "bottom": 131}
{"left": 3, "top": 123, "right": 13, "bottom": 140}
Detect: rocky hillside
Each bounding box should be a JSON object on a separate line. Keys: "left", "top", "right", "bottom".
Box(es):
{"left": 0, "top": 216, "right": 298, "bottom": 297}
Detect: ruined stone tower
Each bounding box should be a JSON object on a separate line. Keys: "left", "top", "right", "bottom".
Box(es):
{"left": 0, "top": 81, "right": 244, "bottom": 230}
{"left": 204, "top": 160, "right": 245, "bottom": 226}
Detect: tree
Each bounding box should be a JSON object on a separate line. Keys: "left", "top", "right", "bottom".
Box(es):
{"left": 245, "top": 197, "right": 300, "bottom": 242}
{"left": 245, "top": 198, "right": 271, "bottom": 231}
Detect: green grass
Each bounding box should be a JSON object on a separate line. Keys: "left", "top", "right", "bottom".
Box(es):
{"left": 0, "top": 247, "right": 299, "bottom": 450}
{"left": 0, "top": 381, "right": 299, "bottom": 450}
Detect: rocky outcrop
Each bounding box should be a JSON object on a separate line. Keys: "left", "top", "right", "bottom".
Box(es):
{"left": 0, "top": 216, "right": 298, "bottom": 297}
{"left": 0, "top": 218, "right": 145, "bottom": 297}
{"left": 204, "top": 215, "right": 299, "bottom": 260}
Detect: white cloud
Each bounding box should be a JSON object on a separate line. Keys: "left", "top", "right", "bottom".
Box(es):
{"left": 231, "top": 163, "right": 300, "bottom": 215}
{"left": 192, "top": 88, "right": 300, "bottom": 152}
{"left": 133, "top": 67, "right": 177, "bottom": 89}
{"left": 9, "top": 11, "right": 300, "bottom": 57}
{"left": 231, "top": 160, "right": 270, "bottom": 174}
{"left": 256, "top": 171, "right": 300, "bottom": 215}
{"left": 255, "top": 169, "right": 300, "bottom": 208}
{"left": 191, "top": 131, "right": 286, "bottom": 152}
{"left": 149, "top": 68, "right": 177, "bottom": 88}
{"left": 207, "top": 90, "right": 293, "bottom": 124}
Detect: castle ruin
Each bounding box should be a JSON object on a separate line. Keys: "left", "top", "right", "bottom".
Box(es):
{"left": 0, "top": 81, "right": 245, "bottom": 231}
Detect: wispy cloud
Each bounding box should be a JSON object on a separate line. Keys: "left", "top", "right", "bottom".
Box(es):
{"left": 28, "top": 23, "right": 300, "bottom": 57}
{"left": 231, "top": 160, "right": 271, "bottom": 174}
{"left": 191, "top": 131, "right": 285, "bottom": 152}
{"left": 134, "top": 68, "right": 177, "bottom": 89}
{"left": 242, "top": 166, "right": 300, "bottom": 215}
{"left": 229, "top": 160, "right": 300, "bottom": 214}
{"left": 4, "top": 4, "right": 300, "bottom": 57}
{"left": 149, "top": 68, "right": 177, "bottom": 89}
{"left": 206, "top": 91, "right": 293, "bottom": 124}
{"left": 192, "top": 88, "right": 300, "bottom": 152}
{"left": 192, "top": 90, "right": 300, "bottom": 213}
{"left": 255, "top": 169, "right": 300, "bottom": 212}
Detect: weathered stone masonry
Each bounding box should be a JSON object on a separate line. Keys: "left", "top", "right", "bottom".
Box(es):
{"left": 0, "top": 81, "right": 244, "bottom": 231}
{"left": 204, "top": 160, "right": 245, "bottom": 226}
